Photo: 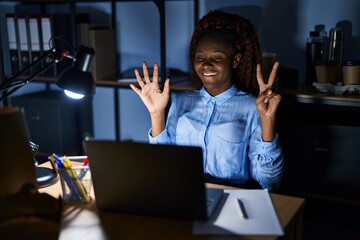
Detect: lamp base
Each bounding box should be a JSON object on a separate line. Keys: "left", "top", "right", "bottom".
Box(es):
{"left": 36, "top": 166, "right": 59, "bottom": 188}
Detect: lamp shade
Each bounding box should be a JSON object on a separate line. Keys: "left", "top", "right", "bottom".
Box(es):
{"left": 56, "top": 45, "right": 96, "bottom": 96}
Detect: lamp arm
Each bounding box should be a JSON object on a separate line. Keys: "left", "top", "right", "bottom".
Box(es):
{"left": 0, "top": 48, "right": 64, "bottom": 101}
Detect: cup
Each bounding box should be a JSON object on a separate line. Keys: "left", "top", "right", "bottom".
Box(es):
{"left": 58, "top": 164, "right": 92, "bottom": 204}
{"left": 262, "top": 52, "right": 279, "bottom": 89}
{"left": 315, "top": 61, "right": 337, "bottom": 84}
{"left": 342, "top": 60, "right": 360, "bottom": 85}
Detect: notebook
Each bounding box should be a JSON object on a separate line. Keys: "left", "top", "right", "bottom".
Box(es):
{"left": 83, "top": 140, "right": 223, "bottom": 220}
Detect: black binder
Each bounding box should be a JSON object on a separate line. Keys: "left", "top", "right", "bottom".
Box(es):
{"left": 51, "top": 13, "right": 89, "bottom": 77}
{"left": 5, "top": 14, "right": 21, "bottom": 74}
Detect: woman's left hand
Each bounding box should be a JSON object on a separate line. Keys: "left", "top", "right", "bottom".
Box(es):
{"left": 255, "top": 61, "right": 281, "bottom": 118}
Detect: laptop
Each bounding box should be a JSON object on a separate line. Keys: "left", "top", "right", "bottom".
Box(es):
{"left": 83, "top": 140, "right": 223, "bottom": 220}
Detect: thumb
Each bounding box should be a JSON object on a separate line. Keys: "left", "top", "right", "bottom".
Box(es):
{"left": 163, "top": 78, "right": 171, "bottom": 96}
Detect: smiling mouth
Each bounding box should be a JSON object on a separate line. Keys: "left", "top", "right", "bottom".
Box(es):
{"left": 203, "top": 72, "right": 217, "bottom": 76}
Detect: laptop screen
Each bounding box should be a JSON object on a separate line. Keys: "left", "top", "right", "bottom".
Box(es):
{"left": 84, "top": 140, "right": 219, "bottom": 220}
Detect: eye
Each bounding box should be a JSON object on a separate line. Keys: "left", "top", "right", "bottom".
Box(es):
{"left": 195, "top": 56, "right": 205, "bottom": 62}
{"left": 213, "top": 55, "right": 225, "bottom": 62}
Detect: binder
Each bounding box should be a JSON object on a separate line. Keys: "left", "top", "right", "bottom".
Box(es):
{"left": 27, "top": 15, "right": 42, "bottom": 75}
{"left": 76, "top": 17, "right": 92, "bottom": 47}
{"left": 88, "top": 28, "right": 117, "bottom": 80}
{"left": 17, "top": 16, "right": 31, "bottom": 70}
{"left": 39, "top": 15, "right": 56, "bottom": 77}
{"left": 5, "top": 14, "right": 21, "bottom": 74}
{"left": 51, "top": 13, "right": 89, "bottom": 76}
{"left": 39, "top": 13, "right": 89, "bottom": 77}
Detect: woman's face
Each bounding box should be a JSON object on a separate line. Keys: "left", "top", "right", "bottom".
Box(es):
{"left": 194, "top": 38, "right": 240, "bottom": 96}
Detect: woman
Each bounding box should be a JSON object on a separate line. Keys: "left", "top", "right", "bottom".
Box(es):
{"left": 130, "top": 10, "right": 284, "bottom": 192}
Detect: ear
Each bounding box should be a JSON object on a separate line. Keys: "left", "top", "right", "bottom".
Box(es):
{"left": 233, "top": 53, "right": 241, "bottom": 68}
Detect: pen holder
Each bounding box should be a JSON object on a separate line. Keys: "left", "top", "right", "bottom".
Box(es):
{"left": 58, "top": 165, "right": 92, "bottom": 204}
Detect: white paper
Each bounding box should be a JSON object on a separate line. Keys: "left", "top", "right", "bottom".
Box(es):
{"left": 193, "top": 189, "right": 284, "bottom": 236}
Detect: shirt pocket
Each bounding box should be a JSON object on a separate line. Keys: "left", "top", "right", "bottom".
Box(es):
{"left": 213, "top": 135, "right": 248, "bottom": 179}
{"left": 175, "top": 115, "right": 201, "bottom": 146}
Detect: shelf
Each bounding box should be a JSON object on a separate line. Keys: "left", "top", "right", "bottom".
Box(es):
{"left": 280, "top": 86, "right": 360, "bottom": 107}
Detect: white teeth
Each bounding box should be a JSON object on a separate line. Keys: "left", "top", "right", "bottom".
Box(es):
{"left": 203, "top": 72, "right": 216, "bottom": 76}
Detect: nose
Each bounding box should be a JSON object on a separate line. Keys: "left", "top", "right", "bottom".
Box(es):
{"left": 201, "top": 59, "right": 213, "bottom": 67}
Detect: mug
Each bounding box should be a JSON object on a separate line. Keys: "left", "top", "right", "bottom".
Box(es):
{"left": 342, "top": 60, "right": 360, "bottom": 85}
{"left": 315, "top": 61, "right": 337, "bottom": 85}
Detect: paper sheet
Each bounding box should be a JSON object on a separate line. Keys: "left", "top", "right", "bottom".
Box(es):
{"left": 193, "top": 189, "right": 284, "bottom": 236}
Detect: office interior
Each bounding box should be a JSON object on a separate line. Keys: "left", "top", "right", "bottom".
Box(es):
{"left": 0, "top": 0, "right": 359, "bottom": 239}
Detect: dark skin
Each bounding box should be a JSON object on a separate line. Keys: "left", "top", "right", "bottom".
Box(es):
{"left": 130, "top": 38, "right": 281, "bottom": 142}
{"left": 193, "top": 38, "right": 240, "bottom": 96}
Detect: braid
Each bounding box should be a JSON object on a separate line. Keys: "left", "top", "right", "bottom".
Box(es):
{"left": 189, "top": 10, "right": 262, "bottom": 95}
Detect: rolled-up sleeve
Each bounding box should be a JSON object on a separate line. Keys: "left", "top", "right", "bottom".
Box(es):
{"left": 249, "top": 134, "right": 284, "bottom": 192}
{"left": 148, "top": 128, "right": 170, "bottom": 144}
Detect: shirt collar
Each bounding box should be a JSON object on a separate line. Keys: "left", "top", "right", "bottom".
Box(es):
{"left": 200, "top": 85, "right": 238, "bottom": 106}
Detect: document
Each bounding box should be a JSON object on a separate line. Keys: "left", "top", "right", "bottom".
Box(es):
{"left": 193, "top": 189, "right": 284, "bottom": 236}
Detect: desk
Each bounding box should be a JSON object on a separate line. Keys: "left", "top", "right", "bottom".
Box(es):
{"left": 39, "top": 178, "right": 305, "bottom": 240}
{"left": 278, "top": 86, "right": 360, "bottom": 202}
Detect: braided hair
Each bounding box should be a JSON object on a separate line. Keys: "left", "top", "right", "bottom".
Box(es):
{"left": 189, "top": 10, "right": 262, "bottom": 96}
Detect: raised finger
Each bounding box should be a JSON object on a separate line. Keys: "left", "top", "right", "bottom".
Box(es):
{"left": 134, "top": 68, "right": 145, "bottom": 88}
{"left": 256, "top": 64, "right": 265, "bottom": 93}
{"left": 142, "top": 61, "right": 151, "bottom": 84}
{"left": 267, "top": 61, "right": 280, "bottom": 87}
{"left": 130, "top": 83, "right": 141, "bottom": 96}
{"left": 152, "top": 62, "right": 159, "bottom": 83}
{"left": 256, "top": 63, "right": 265, "bottom": 87}
{"left": 163, "top": 77, "right": 170, "bottom": 96}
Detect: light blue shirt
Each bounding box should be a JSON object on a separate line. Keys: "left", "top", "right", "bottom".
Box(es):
{"left": 149, "top": 85, "right": 284, "bottom": 191}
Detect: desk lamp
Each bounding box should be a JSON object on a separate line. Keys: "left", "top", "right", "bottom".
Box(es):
{"left": 0, "top": 44, "right": 96, "bottom": 188}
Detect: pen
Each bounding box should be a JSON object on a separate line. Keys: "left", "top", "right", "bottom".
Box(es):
{"left": 66, "top": 155, "right": 88, "bottom": 160}
{"left": 236, "top": 198, "right": 248, "bottom": 219}
{"left": 63, "top": 157, "right": 90, "bottom": 202}
{"left": 77, "top": 157, "right": 89, "bottom": 180}
{"left": 54, "top": 154, "right": 82, "bottom": 202}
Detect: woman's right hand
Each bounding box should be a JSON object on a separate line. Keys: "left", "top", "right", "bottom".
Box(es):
{"left": 130, "top": 61, "right": 170, "bottom": 115}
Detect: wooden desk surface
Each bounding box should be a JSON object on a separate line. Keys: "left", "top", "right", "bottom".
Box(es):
{"left": 39, "top": 177, "right": 305, "bottom": 240}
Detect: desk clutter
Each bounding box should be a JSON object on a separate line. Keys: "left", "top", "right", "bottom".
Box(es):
{"left": 312, "top": 81, "right": 360, "bottom": 95}
{"left": 51, "top": 154, "right": 92, "bottom": 204}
